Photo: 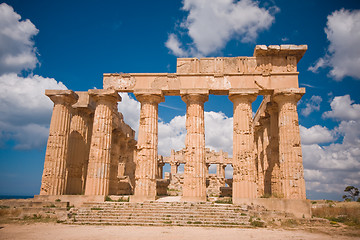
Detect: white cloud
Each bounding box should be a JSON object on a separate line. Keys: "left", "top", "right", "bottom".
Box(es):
{"left": 165, "top": 34, "right": 188, "bottom": 57}
{"left": 158, "top": 115, "right": 186, "bottom": 156}
{"left": 166, "top": 0, "right": 277, "bottom": 56}
{"left": 301, "top": 95, "right": 322, "bottom": 116}
{"left": 308, "top": 9, "right": 360, "bottom": 80}
{"left": 0, "top": 3, "right": 39, "bottom": 75}
{"left": 0, "top": 3, "right": 67, "bottom": 149}
{"left": 300, "top": 125, "right": 334, "bottom": 145}
{"left": 117, "top": 93, "right": 140, "bottom": 135}
{"left": 0, "top": 74, "right": 67, "bottom": 149}
{"left": 301, "top": 94, "right": 360, "bottom": 197}
{"left": 323, "top": 95, "right": 360, "bottom": 121}
{"left": 204, "top": 111, "right": 233, "bottom": 155}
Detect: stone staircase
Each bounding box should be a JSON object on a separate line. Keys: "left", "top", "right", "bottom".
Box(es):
{"left": 68, "top": 202, "right": 255, "bottom": 227}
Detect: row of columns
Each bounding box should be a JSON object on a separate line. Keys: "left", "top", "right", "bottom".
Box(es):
{"left": 41, "top": 87, "right": 306, "bottom": 201}
{"left": 40, "top": 89, "right": 136, "bottom": 196}
{"left": 132, "top": 88, "right": 306, "bottom": 201}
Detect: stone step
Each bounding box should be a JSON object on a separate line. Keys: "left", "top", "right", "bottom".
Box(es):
{"left": 70, "top": 201, "right": 254, "bottom": 227}
{"left": 69, "top": 221, "right": 249, "bottom": 228}
{"left": 76, "top": 211, "right": 247, "bottom": 218}
{"left": 74, "top": 214, "right": 249, "bottom": 221}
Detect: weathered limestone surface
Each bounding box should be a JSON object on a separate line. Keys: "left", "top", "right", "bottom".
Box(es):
{"left": 40, "top": 45, "right": 308, "bottom": 213}
{"left": 181, "top": 92, "right": 208, "bottom": 202}
{"left": 40, "top": 90, "right": 78, "bottom": 195}
{"left": 273, "top": 88, "right": 306, "bottom": 199}
{"left": 84, "top": 89, "right": 121, "bottom": 195}
{"left": 133, "top": 92, "right": 164, "bottom": 201}
{"left": 230, "top": 89, "right": 258, "bottom": 202}
{"left": 65, "top": 107, "right": 93, "bottom": 195}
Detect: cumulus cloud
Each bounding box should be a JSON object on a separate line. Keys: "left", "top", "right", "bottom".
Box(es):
{"left": 166, "top": 0, "right": 277, "bottom": 56}
{"left": 0, "top": 3, "right": 39, "bottom": 75}
{"left": 300, "top": 125, "right": 335, "bottom": 145}
{"left": 117, "top": 93, "right": 140, "bottom": 135}
{"left": 309, "top": 9, "right": 360, "bottom": 80}
{"left": 301, "top": 94, "right": 360, "bottom": 197}
{"left": 121, "top": 108, "right": 234, "bottom": 157}
{"left": 300, "top": 95, "right": 322, "bottom": 116}
{"left": 0, "top": 3, "right": 67, "bottom": 149}
{"left": 323, "top": 95, "right": 360, "bottom": 121}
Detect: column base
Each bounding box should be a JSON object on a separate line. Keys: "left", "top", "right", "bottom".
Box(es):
{"left": 181, "top": 196, "right": 206, "bottom": 202}
{"left": 233, "top": 181, "right": 257, "bottom": 199}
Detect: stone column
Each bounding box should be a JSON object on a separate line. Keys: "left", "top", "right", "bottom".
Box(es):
{"left": 217, "top": 164, "right": 226, "bottom": 179}
{"left": 66, "top": 107, "right": 93, "bottom": 195}
{"left": 84, "top": 89, "right": 121, "bottom": 195}
{"left": 273, "top": 88, "right": 306, "bottom": 199}
{"left": 265, "top": 102, "right": 281, "bottom": 197}
{"left": 40, "top": 90, "right": 78, "bottom": 195}
{"left": 170, "top": 163, "right": 179, "bottom": 175}
{"left": 157, "top": 159, "right": 165, "bottom": 179}
{"left": 133, "top": 92, "right": 164, "bottom": 201}
{"left": 260, "top": 115, "right": 271, "bottom": 195}
{"left": 181, "top": 91, "right": 208, "bottom": 202}
{"left": 254, "top": 123, "right": 264, "bottom": 197}
{"left": 229, "top": 89, "right": 258, "bottom": 202}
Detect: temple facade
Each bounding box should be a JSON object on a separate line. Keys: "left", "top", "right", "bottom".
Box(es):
{"left": 40, "top": 45, "right": 307, "bottom": 203}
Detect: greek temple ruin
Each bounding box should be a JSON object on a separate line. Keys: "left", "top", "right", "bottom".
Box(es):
{"left": 40, "top": 45, "right": 307, "bottom": 204}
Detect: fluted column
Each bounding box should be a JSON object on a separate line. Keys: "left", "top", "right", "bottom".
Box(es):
{"left": 84, "top": 89, "right": 121, "bottom": 195}
{"left": 265, "top": 102, "right": 281, "bottom": 197}
{"left": 260, "top": 115, "right": 270, "bottom": 195}
{"left": 133, "top": 92, "right": 164, "bottom": 201}
{"left": 229, "top": 89, "right": 258, "bottom": 202}
{"left": 66, "top": 107, "right": 93, "bottom": 195}
{"left": 181, "top": 92, "right": 208, "bottom": 202}
{"left": 40, "top": 90, "right": 78, "bottom": 195}
{"left": 273, "top": 88, "right": 306, "bottom": 199}
{"left": 254, "top": 123, "right": 264, "bottom": 196}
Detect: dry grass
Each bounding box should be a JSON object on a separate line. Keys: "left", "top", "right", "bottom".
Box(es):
{"left": 312, "top": 202, "right": 360, "bottom": 228}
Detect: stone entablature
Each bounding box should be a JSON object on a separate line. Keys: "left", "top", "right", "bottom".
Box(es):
{"left": 40, "top": 45, "right": 307, "bottom": 204}
{"left": 103, "top": 45, "right": 307, "bottom": 94}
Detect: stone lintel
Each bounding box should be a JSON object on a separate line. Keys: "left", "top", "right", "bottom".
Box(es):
{"left": 45, "top": 89, "right": 78, "bottom": 104}
{"left": 273, "top": 88, "right": 306, "bottom": 103}
{"left": 73, "top": 91, "right": 96, "bottom": 111}
{"left": 88, "top": 89, "right": 121, "bottom": 102}
{"left": 254, "top": 45, "right": 308, "bottom": 63}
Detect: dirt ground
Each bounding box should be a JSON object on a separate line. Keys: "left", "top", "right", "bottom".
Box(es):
{"left": 0, "top": 223, "right": 359, "bottom": 240}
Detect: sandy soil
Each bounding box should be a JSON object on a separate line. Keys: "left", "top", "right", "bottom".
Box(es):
{"left": 0, "top": 223, "right": 358, "bottom": 240}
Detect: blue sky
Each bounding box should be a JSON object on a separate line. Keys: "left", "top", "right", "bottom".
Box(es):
{"left": 0, "top": 0, "right": 359, "bottom": 200}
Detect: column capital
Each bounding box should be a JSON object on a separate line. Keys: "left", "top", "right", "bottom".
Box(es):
{"left": 180, "top": 90, "right": 209, "bottom": 104}
{"left": 134, "top": 90, "right": 164, "bottom": 104}
{"left": 265, "top": 101, "right": 278, "bottom": 114}
{"left": 272, "top": 88, "right": 305, "bottom": 104}
{"left": 45, "top": 89, "right": 78, "bottom": 105}
{"left": 88, "top": 89, "right": 121, "bottom": 103}
{"left": 229, "top": 88, "right": 258, "bottom": 103}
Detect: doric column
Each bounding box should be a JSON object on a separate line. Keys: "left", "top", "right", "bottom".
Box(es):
{"left": 84, "top": 89, "right": 121, "bottom": 195}
{"left": 40, "top": 90, "right": 78, "bottom": 195}
{"left": 217, "top": 164, "right": 226, "bottom": 179}
{"left": 66, "top": 106, "right": 93, "bottom": 195}
{"left": 229, "top": 89, "right": 258, "bottom": 202}
{"left": 273, "top": 88, "right": 306, "bottom": 199}
{"left": 133, "top": 91, "right": 164, "bottom": 201}
{"left": 254, "top": 123, "right": 264, "bottom": 196}
{"left": 157, "top": 160, "right": 165, "bottom": 179}
{"left": 170, "top": 163, "right": 179, "bottom": 175}
{"left": 265, "top": 102, "right": 281, "bottom": 197}
{"left": 259, "top": 115, "right": 270, "bottom": 196}
{"left": 181, "top": 91, "right": 208, "bottom": 202}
